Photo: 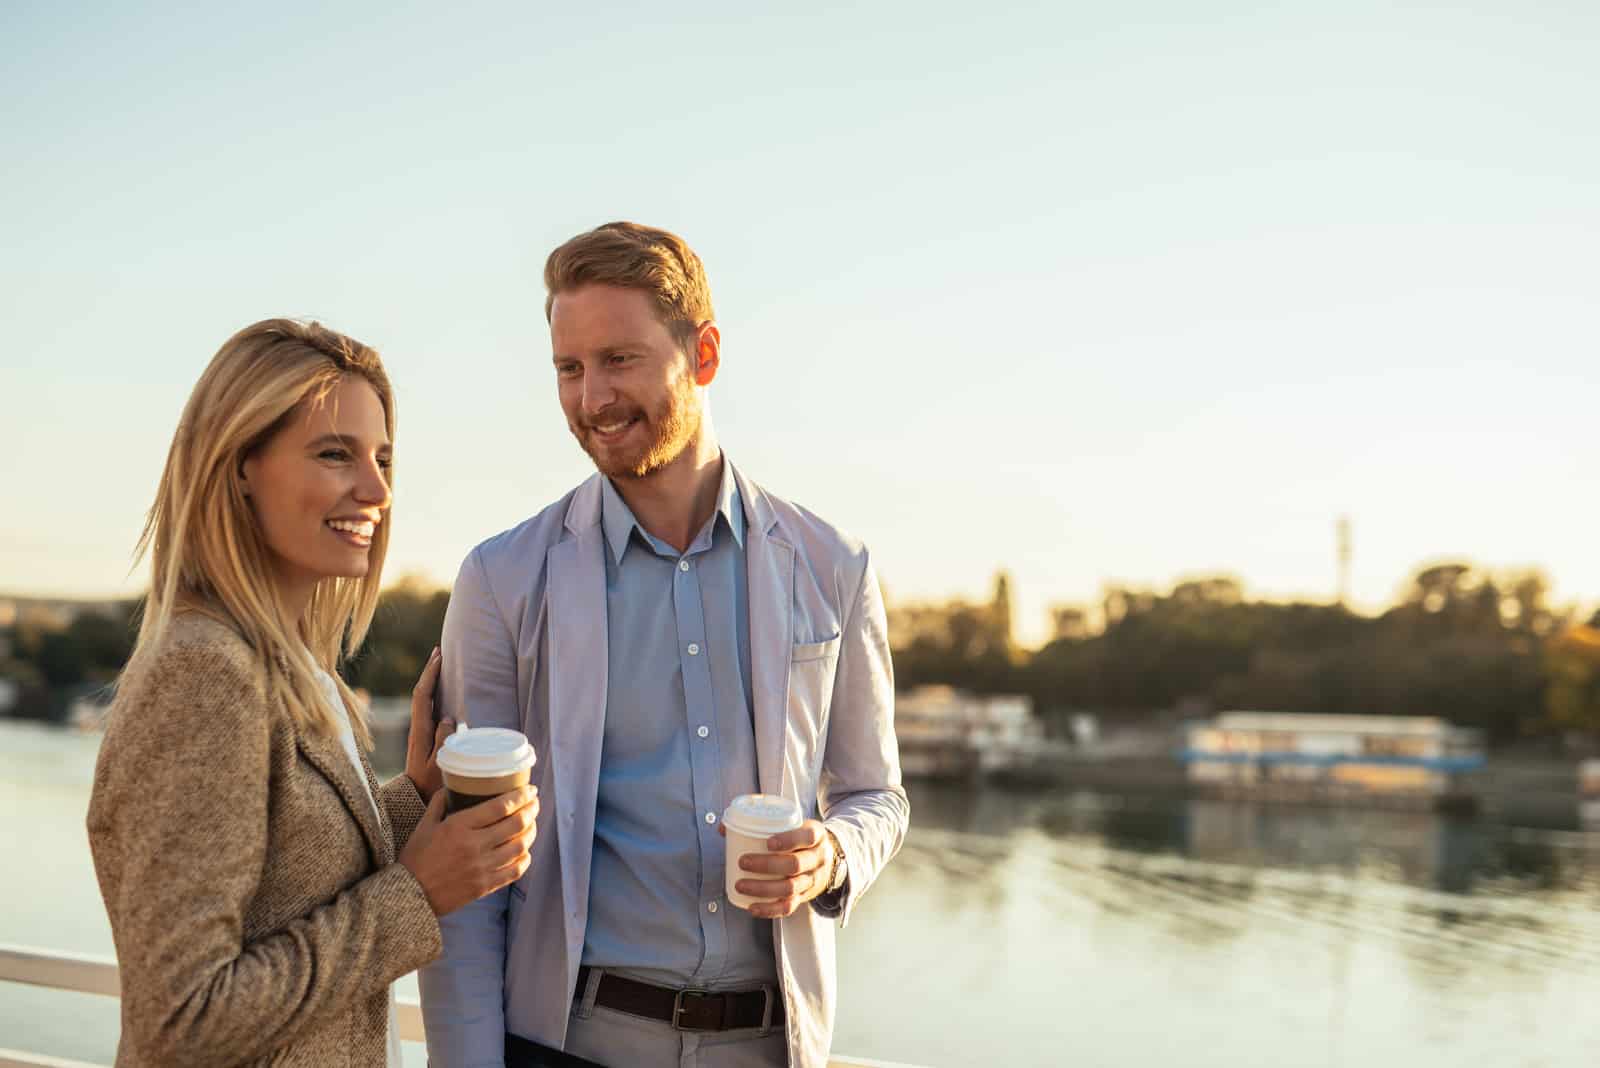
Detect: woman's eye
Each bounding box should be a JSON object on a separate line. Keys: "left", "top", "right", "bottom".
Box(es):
{"left": 377, "top": 458, "right": 393, "bottom": 472}
{"left": 319, "top": 449, "right": 350, "bottom": 462}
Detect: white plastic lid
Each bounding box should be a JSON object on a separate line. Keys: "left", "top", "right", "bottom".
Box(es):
{"left": 435, "top": 727, "right": 536, "bottom": 778}
{"left": 722, "top": 793, "right": 804, "bottom": 837}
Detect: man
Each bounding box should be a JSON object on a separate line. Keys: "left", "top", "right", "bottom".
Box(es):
{"left": 420, "top": 222, "right": 908, "bottom": 1068}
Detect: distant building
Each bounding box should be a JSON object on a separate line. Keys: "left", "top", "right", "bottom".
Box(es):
{"left": 896, "top": 685, "right": 1043, "bottom": 778}
{"left": 1182, "top": 712, "right": 1484, "bottom": 801}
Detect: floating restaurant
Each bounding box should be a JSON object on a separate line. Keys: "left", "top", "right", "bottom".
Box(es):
{"left": 1181, "top": 712, "right": 1485, "bottom": 807}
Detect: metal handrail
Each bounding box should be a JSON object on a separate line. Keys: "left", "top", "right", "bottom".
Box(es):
{"left": 0, "top": 943, "right": 916, "bottom": 1068}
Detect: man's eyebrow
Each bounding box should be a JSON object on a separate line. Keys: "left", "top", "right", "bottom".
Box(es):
{"left": 307, "top": 433, "right": 391, "bottom": 453}
{"left": 553, "top": 347, "right": 630, "bottom": 364}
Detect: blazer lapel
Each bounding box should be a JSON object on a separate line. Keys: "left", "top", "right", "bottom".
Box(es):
{"left": 737, "top": 466, "right": 794, "bottom": 798}
{"left": 546, "top": 479, "right": 609, "bottom": 969}
{"left": 355, "top": 746, "right": 395, "bottom": 864}
{"left": 295, "top": 727, "right": 389, "bottom": 870}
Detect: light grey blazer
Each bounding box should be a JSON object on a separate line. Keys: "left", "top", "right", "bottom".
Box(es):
{"left": 418, "top": 464, "right": 908, "bottom": 1068}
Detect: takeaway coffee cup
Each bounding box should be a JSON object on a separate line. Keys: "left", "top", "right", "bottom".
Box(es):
{"left": 435, "top": 727, "right": 537, "bottom": 813}
{"left": 722, "top": 793, "right": 805, "bottom": 911}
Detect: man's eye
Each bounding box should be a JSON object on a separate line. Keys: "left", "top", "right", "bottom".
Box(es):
{"left": 608, "top": 354, "right": 630, "bottom": 366}
{"left": 377, "top": 458, "right": 393, "bottom": 472}
{"left": 556, "top": 364, "right": 580, "bottom": 377}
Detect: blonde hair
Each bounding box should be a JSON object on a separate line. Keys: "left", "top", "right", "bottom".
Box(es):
{"left": 544, "top": 221, "right": 716, "bottom": 346}
{"left": 128, "top": 319, "right": 394, "bottom": 747}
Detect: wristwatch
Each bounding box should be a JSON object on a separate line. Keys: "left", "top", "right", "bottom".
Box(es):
{"left": 823, "top": 828, "right": 849, "bottom": 894}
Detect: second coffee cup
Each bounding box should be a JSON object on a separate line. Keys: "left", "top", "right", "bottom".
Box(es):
{"left": 435, "top": 726, "right": 537, "bottom": 813}
{"left": 722, "top": 793, "right": 805, "bottom": 911}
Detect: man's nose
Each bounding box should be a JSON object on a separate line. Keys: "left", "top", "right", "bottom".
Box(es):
{"left": 582, "top": 377, "right": 617, "bottom": 415}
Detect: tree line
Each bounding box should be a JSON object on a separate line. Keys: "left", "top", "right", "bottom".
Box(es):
{"left": 6, "top": 562, "right": 1600, "bottom": 743}
{"left": 893, "top": 563, "right": 1600, "bottom": 743}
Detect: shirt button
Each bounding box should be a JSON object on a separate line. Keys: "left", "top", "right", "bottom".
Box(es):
{"left": 707, "top": 901, "right": 719, "bottom": 914}
{"left": 705, "top": 811, "right": 717, "bottom": 825}
{"left": 679, "top": 559, "right": 691, "bottom": 572}
{"left": 697, "top": 725, "right": 710, "bottom": 739}
{"left": 688, "top": 643, "right": 700, "bottom": 656}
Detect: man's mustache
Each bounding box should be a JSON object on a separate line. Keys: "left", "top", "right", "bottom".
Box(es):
{"left": 578, "top": 407, "right": 645, "bottom": 431}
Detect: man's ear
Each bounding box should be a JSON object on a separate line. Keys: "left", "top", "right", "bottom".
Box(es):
{"left": 692, "top": 322, "right": 721, "bottom": 387}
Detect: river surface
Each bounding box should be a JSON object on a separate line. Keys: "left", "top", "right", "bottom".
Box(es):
{"left": 4, "top": 719, "right": 1600, "bottom": 1067}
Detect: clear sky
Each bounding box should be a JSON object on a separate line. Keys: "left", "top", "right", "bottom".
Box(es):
{"left": 3, "top": 1, "right": 1597, "bottom": 645}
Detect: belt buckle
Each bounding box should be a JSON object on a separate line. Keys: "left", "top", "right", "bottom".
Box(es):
{"left": 672, "top": 988, "right": 714, "bottom": 1032}
{"left": 759, "top": 984, "right": 776, "bottom": 1034}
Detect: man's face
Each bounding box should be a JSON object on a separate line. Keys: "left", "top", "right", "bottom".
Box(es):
{"left": 550, "top": 284, "right": 703, "bottom": 480}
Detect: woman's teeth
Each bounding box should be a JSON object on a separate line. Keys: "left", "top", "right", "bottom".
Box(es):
{"left": 327, "top": 520, "right": 376, "bottom": 537}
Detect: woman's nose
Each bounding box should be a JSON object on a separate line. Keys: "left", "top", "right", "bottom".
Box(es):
{"left": 355, "top": 459, "right": 392, "bottom": 508}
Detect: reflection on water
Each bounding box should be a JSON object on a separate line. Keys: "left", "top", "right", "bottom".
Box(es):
{"left": 6, "top": 722, "right": 1600, "bottom": 1068}
{"left": 835, "top": 782, "right": 1600, "bottom": 1068}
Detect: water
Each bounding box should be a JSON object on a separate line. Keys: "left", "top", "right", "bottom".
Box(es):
{"left": 5, "top": 720, "right": 1600, "bottom": 1067}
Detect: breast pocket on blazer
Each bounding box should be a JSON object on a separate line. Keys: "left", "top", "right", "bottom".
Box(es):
{"left": 789, "top": 631, "right": 843, "bottom": 742}
{"left": 792, "top": 634, "right": 842, "bottom": 663}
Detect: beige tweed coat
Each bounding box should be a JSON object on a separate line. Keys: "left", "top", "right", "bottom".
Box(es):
{"left": 86, "top": 611, "right": 443, "bottom": 1068}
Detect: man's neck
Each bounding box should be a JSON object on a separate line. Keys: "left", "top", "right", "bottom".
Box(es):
{"left": 609, "top": 428, "right": 724, "bottom": 554}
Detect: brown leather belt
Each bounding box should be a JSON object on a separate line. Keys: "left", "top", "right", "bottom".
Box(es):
{"left": 576, "top": 967, "right": 783, "bottom": 1033}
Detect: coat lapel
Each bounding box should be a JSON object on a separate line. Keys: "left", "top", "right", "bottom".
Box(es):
{"left": 546, "top": 476, "right": 609, "bottom": 968}
{"left": 295, "top": 727, "right": 390, "bottom": 869}
{"left": 735, "top": 466, "right": 794, "bottom": 798}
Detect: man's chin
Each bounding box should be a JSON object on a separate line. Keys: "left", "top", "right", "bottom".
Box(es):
{"left": 582, "top": 440, "right": 654, "bottom": 480}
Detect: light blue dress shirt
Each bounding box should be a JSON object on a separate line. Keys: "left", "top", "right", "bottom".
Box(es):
{"left": 580, "top": 458, "right": 778, "bottom": 990}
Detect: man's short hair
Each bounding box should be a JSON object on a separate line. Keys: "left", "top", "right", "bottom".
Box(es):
{"left": 544, "top": 221, "right": 716, "bottom": 347}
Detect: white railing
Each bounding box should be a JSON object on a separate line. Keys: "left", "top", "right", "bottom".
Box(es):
{"left": 0, "top": 944, "right": 916, "bottom": 1068}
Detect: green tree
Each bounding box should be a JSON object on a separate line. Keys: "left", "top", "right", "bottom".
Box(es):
{"left": 342, "top": 578, "right": 450, "bottom": 696}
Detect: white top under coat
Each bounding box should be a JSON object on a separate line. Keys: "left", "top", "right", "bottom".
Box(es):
{"left": 315, "top": 666, "right": 403, "bottom": 1068}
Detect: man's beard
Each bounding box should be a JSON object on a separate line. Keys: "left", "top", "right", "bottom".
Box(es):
{"left": 574, "top": 372, "right": 702, "bottom": 480}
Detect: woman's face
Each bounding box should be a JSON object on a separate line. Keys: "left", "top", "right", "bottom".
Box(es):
{"left": 241, "top": 375, "right": 392, "bottom": 604}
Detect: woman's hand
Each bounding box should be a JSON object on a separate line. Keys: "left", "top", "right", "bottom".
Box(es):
{"left": 404, "top": 647, "right": 453, "bottom": 803}
{"left": 398, "top": 786, "right": 539, "bottom": 915}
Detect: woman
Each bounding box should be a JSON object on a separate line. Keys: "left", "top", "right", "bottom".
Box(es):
{"left": 86, "top": 319, "right": 537, "bottom": 1067}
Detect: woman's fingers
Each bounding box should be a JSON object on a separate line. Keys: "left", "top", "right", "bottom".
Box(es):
{"left": 485, "top": 833, "right": 534, "bottom": 872}
{"left": 484, "top": 796, "right": 540, "bottom": 848}
{"left": 419, "top": 786, "right": 447, "bottom": 826}
{"left": 408, "top": 648, "right": 442, "bottom": 745}
{"left": 431, "top": 716, "right": 453, "bottom": 757}
{"left": 453, "top": 785, "right": 538, "bottom": 830}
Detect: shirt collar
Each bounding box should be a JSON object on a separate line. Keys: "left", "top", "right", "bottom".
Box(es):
{"left": 600, "top": 455, "right": 745, "bottom": 565}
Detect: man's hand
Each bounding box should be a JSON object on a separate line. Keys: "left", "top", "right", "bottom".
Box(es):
{"left": 404, "top": 647, "right": 454, "bottom": 802}
{"left": 725, "top": 818, "right": 836, "bottom": 919}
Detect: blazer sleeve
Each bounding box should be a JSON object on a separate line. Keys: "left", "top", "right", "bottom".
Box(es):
{"left": 379, "top": 772, "right": 428, "bottom": 852}
{"left": 815, "top": 550, "right": 910, "bottom": 925}
{"left": 418, "top": 546, "right": 519, "bottom": 1068}
{"left": 86, "top": 642, "right": 441, "bottom": 1068}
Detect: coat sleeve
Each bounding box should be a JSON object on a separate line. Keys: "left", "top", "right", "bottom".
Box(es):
{"left": 379, "top": 772, "right": 428, "bottom": 852}
{"left": 86, "top": 642, "right": 441, "bottom": 1068}
{"left": 814, "top": 550, "right": 910, "bottom": 925}
{"left": 418, "top": 546, "right": 520, "bottom": 1068}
